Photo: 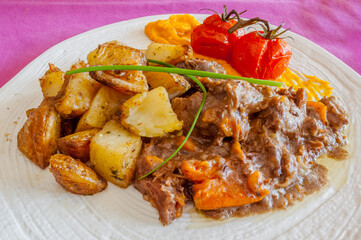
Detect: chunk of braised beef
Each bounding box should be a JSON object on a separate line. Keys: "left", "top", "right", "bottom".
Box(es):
{"left": 134, "top": 58, "right": 349, "bottom": 225}
{"left": 134, "top": 177, "right": 185, "bottom": 225}
{"left": 320, "top": 96, "right": 349, "bottom": 131}
{"left": 172, "top": 79, "right": 264, "bottom": 143}
{"left": 176, "top": 59, "right": 225, "bottom": 75}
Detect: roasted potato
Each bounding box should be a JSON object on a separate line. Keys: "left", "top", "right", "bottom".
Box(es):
{"left": 145, "top": 42, "right": 193, "bottom": 65}
{"left": 75, "top": 85, "right": 130, "bottom": 132}
{"left": 60, "top": 117, "right": 78, "bottom": 137}
{"left": 49, "top": 154, "right": 107, "bottom": 195}
{"left": 144, "top": 71, "right": 190, "bottom": 98}
{"left": 120, "top": 86, "right": 183, "bottom": 137}
{"left": 17, "top": 98, "right": 61, "bottom": 169}
{"left": 25, "top": 108, "right": 37, "bottom": 118}
{"left": 55, "top": 60, "right": 101, "bottom": 118}
{"left": 88, "top": 41, "right": 148, "bottom": 94}
{"left": 90, "top": 120, "right": 142, "bottom": 188}
{"left": 39, "top": 63, "right": 65, "bottom": 98}
{"left": 57, "top": 129, "right": 100, "bottom": 162}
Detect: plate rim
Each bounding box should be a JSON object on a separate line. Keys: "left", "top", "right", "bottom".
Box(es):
{"left": 1, "top": 13, "right": 361, "bottom": 93}
{"left": 1, "top": 13, "right": 360, "bottom": 240}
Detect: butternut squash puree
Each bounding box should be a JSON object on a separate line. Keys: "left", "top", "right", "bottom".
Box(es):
{"left": 144, "top": 14, "right": 200, "bottom": 45}
{"left": 193, "top": 53, "right": 332, "bottom": 100}
{"left": 144, "top": 15, "right": 332, "bottom": 101}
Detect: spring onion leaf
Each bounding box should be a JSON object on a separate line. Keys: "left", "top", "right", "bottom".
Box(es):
{"left": 65, "top": 58, "right": 283, "bottom": 179}
{"left": 66, "top": 64, "right": 283, "bottom": 87}
{"left": 138, "top": 59, "right": 207, "bottom": 180}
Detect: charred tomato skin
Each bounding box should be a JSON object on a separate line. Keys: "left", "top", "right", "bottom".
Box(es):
{"left": 231, "top": 31, "right": 292, "bottom": 79}
{"left": 191, "top": 14, "right": 245, "bottom": 62}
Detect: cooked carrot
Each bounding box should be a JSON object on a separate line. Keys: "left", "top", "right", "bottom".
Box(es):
{"left": 247, "top": 171, "right": 270, "bottom": 196}
{"left": 307, "top": 101, "right": 328, "bottom": 124}
{"left": 181, "top": 159, "right": 222, "bottom": 182}
{"left": 145, "top": 155, "right": 164, "bottom": 168}
{"left": 193, "top": 178, "right": 268, "bottom": 210}
{"left": 219, "top": 116, "right": 242, "bottom": 138}
{"left": 231, "top": 141, "right": 246, "bottom": 161}
{"left": 220, "top": 117, "right": 232, "bottom": 136}
{"left": 181, "top": 159, "right": 269, "bottom": 210}
{"left": 175, "top": 136, "right": 196, "bottom": 151}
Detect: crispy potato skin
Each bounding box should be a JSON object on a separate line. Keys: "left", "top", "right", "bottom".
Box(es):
{"left": 60, "top": 117, "right": 79, "bottom": 137}
{"left": 25, "top": 108, "right": 37, "bottom": 118}
{"left": 145, "top": 42, "right": 193, "bottom": 65}
{"left": 55, "top": 61, "right": 101, "bottom": 118}
{"left": 57, "top": 129, "right": 100, "bottom": 162}
{"left": 88, "top": 41, "right": 147, "bottom": 67}
{"left": 143, "top": 71, "right": 190, "bottom": 99}
{"left": 49, "top": 154, "right": 107, "bottom": 195}
{"left": 39, "top": 63, "right": 64, "bottom": 98}
{"left": 87, "top": 41, "right": 148, "bottom": 94}
{"left": 17, "top": 98, "right": 61, "bottom": 169}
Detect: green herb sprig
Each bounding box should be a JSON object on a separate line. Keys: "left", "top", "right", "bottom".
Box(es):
{"left": 65, "top": 59, "right": 283, "bottom": 180}
{"left": 137, "top": 59, "right": 207, "bottom": 180}
{"left": 66, "top": 64, "right": 283, "bottom": 87}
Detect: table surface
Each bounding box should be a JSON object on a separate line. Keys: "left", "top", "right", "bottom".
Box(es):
{"left": 1, "top": 0, "right": 360, "bottom": 88}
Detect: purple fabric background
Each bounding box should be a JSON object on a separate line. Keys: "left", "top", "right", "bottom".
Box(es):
{"left": 1, "top": 0, "right": 360, "bottom": 88}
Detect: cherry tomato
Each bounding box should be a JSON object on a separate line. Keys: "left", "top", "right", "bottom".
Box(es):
{"left": 191, "top": 13, "right": 245, "bottom": 62}
{"left": 232, "top": 31, "right": 292, "bottom": 80}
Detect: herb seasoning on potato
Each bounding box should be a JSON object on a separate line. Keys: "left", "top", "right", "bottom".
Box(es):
{"left": 16, "top": 10, "right": 349, "bottom": 226}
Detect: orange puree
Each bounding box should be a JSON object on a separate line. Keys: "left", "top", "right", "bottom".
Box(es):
{"left": 144, "top": 15, "right": 332, "bottom": 101}
{"left": 277, "top": 68, "right": 333, "bottom": 101}
{"left": 193, "top": 53, "right": 332, "bottom": 101}
{"left": 144, "top": 14, "right": 200, "bottom": 45}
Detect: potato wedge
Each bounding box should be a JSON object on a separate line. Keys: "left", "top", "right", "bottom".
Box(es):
{"left": 90, "top": 120, "right": 142, "bottom": 188}
{"left": 60, "top": 117, "right": 78, "bottom": 137}
{"left": 145, "top": 42, "right": 193, "bottom": 65}
{"left": 17, "top": 98, "right": 61, "bottom": 169}
{"left": 75, "top": 86, "right": 130, "bottom": 132}
{"left": 49, "top": 154, "right": 107, "bottom": 195}
{"left": 144, "top": 71, "right": 190, "bottom": 99}
{"left": 26, "top": 108, "right": 37, "bottom": 118}
{"left": 39, "top": 63, "right": 64, "bottom": 98}
{"left": 55, "top": 60, "right": 101, "bottom": 118}
{"left": 88, "top": 41, "right": 148, "bottom": 94}
{"left": 120, "top": 87, "right": 183, "bottom": 137}
{"left": 57, "top": 129, "right": 100, "bottom": 162}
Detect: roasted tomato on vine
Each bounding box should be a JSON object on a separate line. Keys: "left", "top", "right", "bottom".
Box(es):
{"left": 231, "top": 21, "right": 292, "bottom": 80}
{"left": 191, "top": 6, "right": 247, "bottom": 62}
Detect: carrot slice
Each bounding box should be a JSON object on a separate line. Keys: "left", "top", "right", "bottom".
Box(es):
{"left": 181, "top": 159, "right": 269, "bottom": 210}
{"left": 231, "top": 141, "right": 246, "bottom": 161}
{"left": 193, "top": 177, "right": 268, "bottom": 210}
{"left": 181, "top": 159, "right": 222, "bottom": 182}
{"left": 307, "top": 101, "right": 328, "bottom": 124}
{"left": 247, "top": 171, "right": 270, "bottom": 196}
{"left": 145, "top": 155, "right": 164, "bottom": 168}
{"left": 175, "top": 136, "right": 196, "bottom": 151}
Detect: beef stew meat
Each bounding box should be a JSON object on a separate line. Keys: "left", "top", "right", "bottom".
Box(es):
{"left": 134, "top": 59, "right": 349, "bottom": 225}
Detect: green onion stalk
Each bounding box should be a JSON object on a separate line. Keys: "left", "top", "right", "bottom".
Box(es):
{"left": 66, "top": 59, "right": 283, "bottom": 180}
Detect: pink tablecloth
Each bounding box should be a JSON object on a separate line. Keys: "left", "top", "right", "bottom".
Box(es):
{"left": 1, "top": 0, "right": 360, "bottom": 88}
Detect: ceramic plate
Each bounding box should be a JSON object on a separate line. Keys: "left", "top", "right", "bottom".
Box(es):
{"left": 1, "top": 14, "right": 360, "bottom": 240}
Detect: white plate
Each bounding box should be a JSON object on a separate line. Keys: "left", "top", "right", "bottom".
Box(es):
{"left": 1, "top": 14, "right": 361, "bottom": 240}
